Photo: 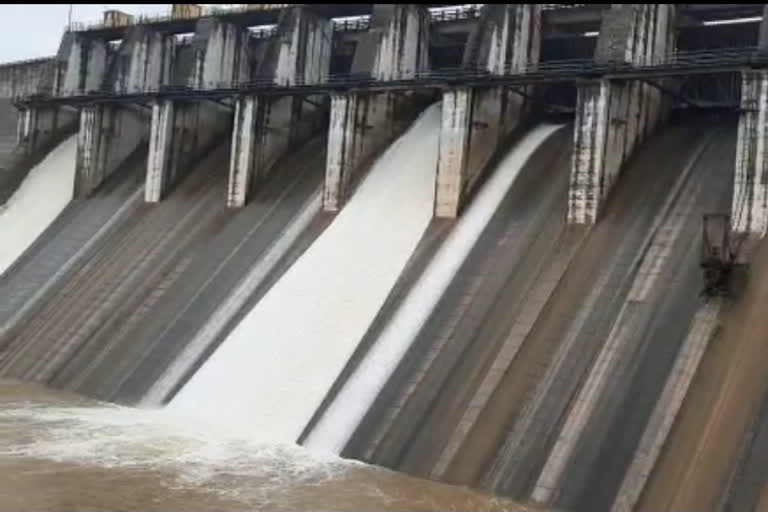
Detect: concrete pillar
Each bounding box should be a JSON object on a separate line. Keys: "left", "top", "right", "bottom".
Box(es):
{"left": 434, "top": 4, "right": 540, "bottom": 218}
{"left": 189, "top": 18, "right": 251, "bottom": 90}
{"left": 732, "top": 10, "right": 768, "bottom": 235}
{"left": 567, "top": 4, "right": 676, "bottom": 225}
{"left": 75, "top": 104, "right": 146, "bottom": 197}
{"left": 323, "top": 4, "right": 431, "bottom": 212}
{"left": 227, "top": 6, "right": 332, "bottom": 207}
{"left": 57, "top": 33, "right": 108, "bottom": 96}
{"left": 146, "top": 100, "right": 175, "bottom": 202}
{"left": 146, "top": 99, "right": 230, "bottom": 202}
{"left": 324, "top": 92, "right": 400, "bottom": 211}
{"left": 269, "top": 6, "right": 333, "bottom": 86}
{"left": 362, "top": 4, "right": 430, "bottom": 81}
{"left": 108, "top": 25, "right": 175, "bottom": 94}
{"left": 16, "top": 106, "right": 77, "bottom": 155}
{"left": 732, "top": 71, "right": 768, "bottom": 235}
{"left": 143, "top": 15, "right": 249, "bottom": 204}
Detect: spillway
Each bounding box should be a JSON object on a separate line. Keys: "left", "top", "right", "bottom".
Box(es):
{"left": 0, "top": 135, "right": 76, "bottom": 274}
{"left": 334, "top": 115, "right": 723, "bottom": 505}
{"left": 305, "top": 123, "right": 566, "bottom": 454}
{"left": 0, "top": 136, "right": 325, "bottom": 404}
{"left": 533, "top": 121, "right": 735, "bottom": 512}
{"left": 169, "top": 103, "right": 442, "bottom": 441}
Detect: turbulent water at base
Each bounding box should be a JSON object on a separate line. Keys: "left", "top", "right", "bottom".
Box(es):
{"left": 0, "top": 380, "right": 534, "bottom": 511}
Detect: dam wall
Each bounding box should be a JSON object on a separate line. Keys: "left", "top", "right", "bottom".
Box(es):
{"left": 1, "top": 5, "right": 768, "bottom": 510}
{"left": 434, "top": 4, "right": 541, "bottom": 218}
{"left": 323, "top": 4, "right": 430, "bottom": 212}
{"left": 732, "top": 6, "right": 768, "bottom": 235}
{"left": 227, "top": 6, "right": 332, "bottom": 207}
{"left": 0, "top": 58, "right": 56, "bottom": 99}
{"left": 568, "top": 4, "right": 676, "bottom": 225}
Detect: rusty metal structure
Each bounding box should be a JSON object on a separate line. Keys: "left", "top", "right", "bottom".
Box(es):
{"left": 701, "top": 213, "right": 748, "bottom": 297}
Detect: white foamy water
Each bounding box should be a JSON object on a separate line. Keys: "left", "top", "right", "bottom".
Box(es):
{"left": 170, "top": 104, "right": 441, "bottom": 441}
{"left": 0, "top": 136, "right": 77, "bottom": 275}
{"left": 0, "top": 385, "right": 526, "bottom": 512}
{"left": 0, "top": 402, "right": 350, "bottom": 492}
{"left": 306, "top": 123, "right": 565, "bottom": 453}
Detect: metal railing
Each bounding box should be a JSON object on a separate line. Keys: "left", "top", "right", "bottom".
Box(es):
{"left": 66, "top": 4, "right": 294, "bottom": 32}
{"left": 17, "top": 46, "right": 765, "bottom": 104}
{"left": 64, "top": 4, "right": 491, "bottom": 35}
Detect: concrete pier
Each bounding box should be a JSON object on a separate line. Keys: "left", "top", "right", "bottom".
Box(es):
{"left": 57, "top": 33, "right": 108, "bottom": 97}
{"left": 227, "top": 6, "right": 332, "bottom": 207}
{"left": 323, "top": 4, "right": 429, "bottom": 212}
{"left": 67, "top": 25, "right": 180, "bottom": 198}
{"left": 732, "top": 8, "right": 768, "bottom": 235}
{"left": 108, "top": 25, "right": 175, "bottom": 94}
{"left": 189, "top": 18, "right": 251, "bottom": 90}
{"left": 145, "top": 100, "right": 229, "bottom": 202}
{"left": 434, "top": 4, "right": 540, "bottom": 218}
{"left": 568, "top": 4, "right": 675, "bottom": 225}
{"left": 145, "top": 17, "right": 247, "bottom": 202}
{"left": 16, "top": 106, "right": 77, "bottom": 155}
{"left": 733, "top": 71, "right": 768, "bottom": 235}
{"left": 75, "top": 104, "right": 146, "bottom": 197}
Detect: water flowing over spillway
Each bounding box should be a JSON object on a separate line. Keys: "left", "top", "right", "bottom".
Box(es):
{"left": 169, "top": 103, "right": 441, "bottom": 441}
{"left": 0, "top": 135, "right": 76, "bottom": 274}
{"left": 305, "top": 123, "right": 565, "bottom": 454}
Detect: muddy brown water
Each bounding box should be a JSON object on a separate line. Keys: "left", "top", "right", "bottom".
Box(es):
{"left": 0, "top": 379, "right": 545, "bottom": 512}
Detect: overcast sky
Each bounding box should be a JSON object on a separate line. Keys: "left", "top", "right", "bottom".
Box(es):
{"left": 0, "top": 4, "right": 176, "bottom": 63}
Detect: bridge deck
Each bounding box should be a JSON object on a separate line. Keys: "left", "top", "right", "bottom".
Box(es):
{"left": 16, "top": 47, "right": 763, "bottom": 108}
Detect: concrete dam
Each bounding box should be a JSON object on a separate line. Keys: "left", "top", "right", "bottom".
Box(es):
{"left": 2, "top": 3, "right": 768, "bottom": 511}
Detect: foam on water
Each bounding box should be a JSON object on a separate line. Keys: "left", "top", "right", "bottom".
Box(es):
{"left": 0, "top": 402, "right": 352, "bottom": 492}
{"left": 170, "top": 103, "right": 441, "bottom": 442}
{"left": 0, "top": 394, "right": 527, "bottom": 511}
{"left": 0, "top": 135, "right": 77, "bottom": 275}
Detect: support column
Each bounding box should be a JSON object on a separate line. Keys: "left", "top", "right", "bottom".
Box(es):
{"left": 109, "top": 25, "right": 175, "bottom": 94}
{"left": 16, "top": 106, "right": 77, "bottom": 155}
{"left": 228, "top": 96, "right": 257, "bottom": 208}
{"left": 75, "top": 104, "right": 146, "bottom": 197}
{"left": 732, "top": 7, "right": 768, "bottom": 235}
{"left": 434, "top": 4, "right": 540, "bottom": 218}
{"left": 323, "top": 4, "right": 430, "bottom": 212}
{"left": 567, "top": 4, "right": 676, "bottom": 225}
{"left": 227, "top": 6, "right": 332, "bottom": 207}
{"left": 324, "top": 93, "right": 398, "bottom": 211}
{"left": 146, "top": 100, "right": 175, "bottom": 202}
{"left": 144, "top": 15, "right": 250, "bottom": 204}
{"left": 434, "top": 88, "right": 472, "bottom": 218}
{"left": 146, "top": 99, "right": 230, "bottom": 203}
{"left": 189, "top": 18, "right": 251, "bottom": 90}
{"left": 732, "top": 71, "right": 768, "bottom": 235}
{"left": 57, "top": 33, "right": 108, "bottom": 96}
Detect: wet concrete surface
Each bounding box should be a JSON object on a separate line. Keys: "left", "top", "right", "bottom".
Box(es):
{"left": 343, "top": 127, "right": 575, "bottom": 478}
{"left": 0, "top": 149, "right": 145, "bottom": 326}
{"left": 640, "top": 235, "right": 768, "bottom": 512}
{"left": 565, "top": 124, "right": 736, "bottom": 512}
{"left": 0, "top": 137, "right": 327, "bottom": 406}
{"left": 342, "top": 116, "right": 727, "bottom": 510}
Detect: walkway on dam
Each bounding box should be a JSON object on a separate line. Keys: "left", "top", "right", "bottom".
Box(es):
{"left": 16, "top": 47, "right": 762, "bottom": 106}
